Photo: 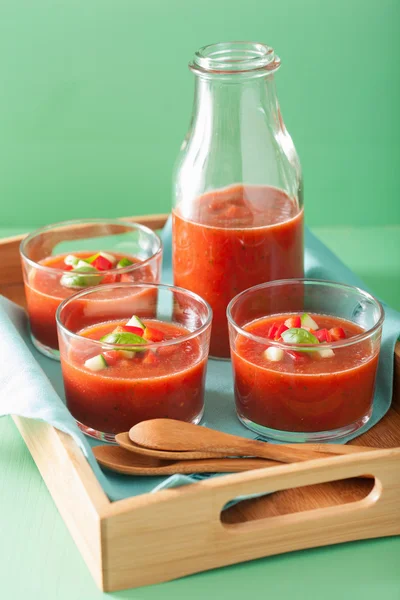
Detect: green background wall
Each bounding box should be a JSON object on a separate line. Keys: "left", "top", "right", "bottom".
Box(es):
{"left": 0, "top": 0, "right": 399, "bottom": 229}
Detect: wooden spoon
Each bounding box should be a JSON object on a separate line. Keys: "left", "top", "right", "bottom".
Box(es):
{"left": 116, "top": 432, "right": 228, "bottom": 460}
{"left": 93, "top": 445, "right": 279, "bottom": 475}
{"left": 128, "top": 419, "right": 341, "bottom": 463}
{"left": 117, "top": 431, "right": 377, "bottom": 460}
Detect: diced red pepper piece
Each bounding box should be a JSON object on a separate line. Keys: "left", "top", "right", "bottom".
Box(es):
{"left": 267, "top": 322, "right": 279, "bottom": 339}
{"left": 286, "top": 350, "right": 310, "bottom": 363}
{"left": 329, "top": 327, "right": 346, "bottom": 341}
{"left": 143, "top": 350, "right": 160, "bottom": 365}
{"left": 102, "top": 350, "right": 119, "bottom": 366}
{"left": 284, "top": 316, "right": 301, "bottom": 328}
{"left": 64, "top": 264, "right": 73, "bottom": 271}
{"left": 144, "top": 327, "right": 165, "bottom": 342}
{"left": 122, "top": 325, "right": 145, "bottom": 336}
{"left": 92, "top": 255, "right": 113, "bottom": 271}
{"left": 316, "top": 328, "right": 332, "bottom": 343}
{"left": 274, "top": 323, "right": 289, "bottom": 340}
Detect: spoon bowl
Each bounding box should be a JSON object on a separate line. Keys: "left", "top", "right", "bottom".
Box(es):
{"left": 115, "top": 432, "right": 231, "bottom": 460}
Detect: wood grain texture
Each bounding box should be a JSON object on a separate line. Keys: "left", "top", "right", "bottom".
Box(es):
{"left": 12, "top": 417, "right": 110, "bottom": 589}
{"left": 223, "top": 401, "right": 400, "bottom": 524}
{"left": 101, "top": 449, "right": 400, "bottom": 591}
{"left": 0, "top": 282, "right": 26, "bottom": 308}
{"left": 0, "top": 234, "right": 25, "bottom": 287}
{"left": 1, "top": 215, "right": 399, "bottom": 592}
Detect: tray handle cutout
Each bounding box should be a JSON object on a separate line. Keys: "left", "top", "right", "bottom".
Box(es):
{"left": 200, "top": 449, "right": 400, "bottom": 549}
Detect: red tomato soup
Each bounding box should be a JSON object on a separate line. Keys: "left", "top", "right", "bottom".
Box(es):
{"left": 173, "top": 185, "right": 304, "bottom": 358}
{"left": 24, "top": 251, "right": 152, "bottom": 350}
{"left": 61, "top": 319, "right": 207, "bottom": 435}
{"left": 232, "top": 314, "right": 379, "bottom": 433}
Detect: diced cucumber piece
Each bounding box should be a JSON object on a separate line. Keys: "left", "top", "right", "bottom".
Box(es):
{"left": 301, "top": 313, "right": 319, "bottom": 330}
{"left": 126, "top": 315, "right": 145, "bottom": 331}
{"left": 317, "top": 347, "right": 335, "bottom": 359}
{"left": 76, "top": 260, "right": 97, "bottom": 271}
{"left": 60, "top": 266, "right": 102, "bottom": 289}
{"left": 118, "top": 350, "right": 135, "bottom": 359}
{"left": 117, "top": 257, "right": 133, "bottom": 268}
{"left": 84, "top": 354, "right": 108, "bottom": 371}
{"left": 64, "top": 254, "right": 79, "bottom": 266}
{"left": 264, "top": 347, "right": 284, "bottom": 362}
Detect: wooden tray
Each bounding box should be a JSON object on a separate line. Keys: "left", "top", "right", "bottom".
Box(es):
{"left": 1, "top": 215, "right": 399, "bottom": 592}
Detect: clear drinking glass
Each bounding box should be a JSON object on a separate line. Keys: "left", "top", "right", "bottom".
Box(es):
{"left": 20, "top": 219, "right": 162, "bottom": 360}
{"left": 173, "top": 41, "right": 304, "bottom": 359}
{"left": 227, "top": 279, "right": 384, "bottom": 442}
{"left": 57, "top": 282, "right": 212, "bottom": 442}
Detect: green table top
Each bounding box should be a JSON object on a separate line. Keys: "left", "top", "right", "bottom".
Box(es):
{"left": 1, "top": 225, "right": 399, "bottom": 599}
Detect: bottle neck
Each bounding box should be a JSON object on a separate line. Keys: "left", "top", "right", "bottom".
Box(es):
{"left": 174, "top": 42, "right": 302, "bottom": 215}
{"left": 192, "top": 74, "right": 281, "bottom": 133}
{"left": 188, "top": 41, "right": 282, "bottom": 142}
{"left": 186, "top": 74, "right": 286, "bottom": 188}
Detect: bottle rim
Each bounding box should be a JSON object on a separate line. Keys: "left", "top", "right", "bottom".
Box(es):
{"left": 190, "top": 41, "right": 280, "bottom": 76}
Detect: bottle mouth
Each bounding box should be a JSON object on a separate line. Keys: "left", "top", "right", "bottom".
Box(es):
{"left": 190, "top": 41, "right": 280, "bottom": 76}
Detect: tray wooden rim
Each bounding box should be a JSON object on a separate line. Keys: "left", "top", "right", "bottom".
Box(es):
{"left": 13, "top": 416, "right": 400, "bottom": 591}
{"left": 2, "top": 214, "right": 400, "bottom": 592}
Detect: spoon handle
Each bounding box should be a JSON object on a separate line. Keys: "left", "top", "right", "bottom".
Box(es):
{"left": 284, "top": 443, "right": 377, "bottom": 454}
{"left": 234, "top": 440, "right": 332, "bottom": 463}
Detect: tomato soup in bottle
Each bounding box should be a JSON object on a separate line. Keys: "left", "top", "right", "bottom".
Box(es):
{"left": 172, "top": 42, "right": 304, "bottom": 359}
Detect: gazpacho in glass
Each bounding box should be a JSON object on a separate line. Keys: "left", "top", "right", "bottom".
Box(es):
{"left": 173, "top": 185, "right": 303, "bottom": 359}
{"left": 227, "top": 279, "right": 384, "bottom": 442}
{"left": 20, "top": 219, "right": 162, "bottom": 360}
{"left": 56, "top": 282, "right": 212, "bottom": 441}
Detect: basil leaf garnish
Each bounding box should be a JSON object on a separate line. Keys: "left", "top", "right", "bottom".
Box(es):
{"left": 281, "top": 327, "right": 319, "bottom": 346}
{"left": 100, "top": 331, "right": 147, "bottom": 350}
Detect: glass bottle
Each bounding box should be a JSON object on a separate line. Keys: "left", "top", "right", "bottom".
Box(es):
{"left": 172, "top": 42, "right": 304, "bottom": 359}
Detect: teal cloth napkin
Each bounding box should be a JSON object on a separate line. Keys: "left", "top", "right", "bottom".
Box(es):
{"left": 0, "top": 220, "right": 399, "bottom": 502}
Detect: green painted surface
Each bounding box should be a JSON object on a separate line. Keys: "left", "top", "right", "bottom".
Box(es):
{"left": 0, "top": 0, "right": 400, "bottom": 596}
{"left": 313, "top": 226, "right": 400, "bottom": 312}
{"left": 0, "top": 0, "right": 399, "bottom": 229}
